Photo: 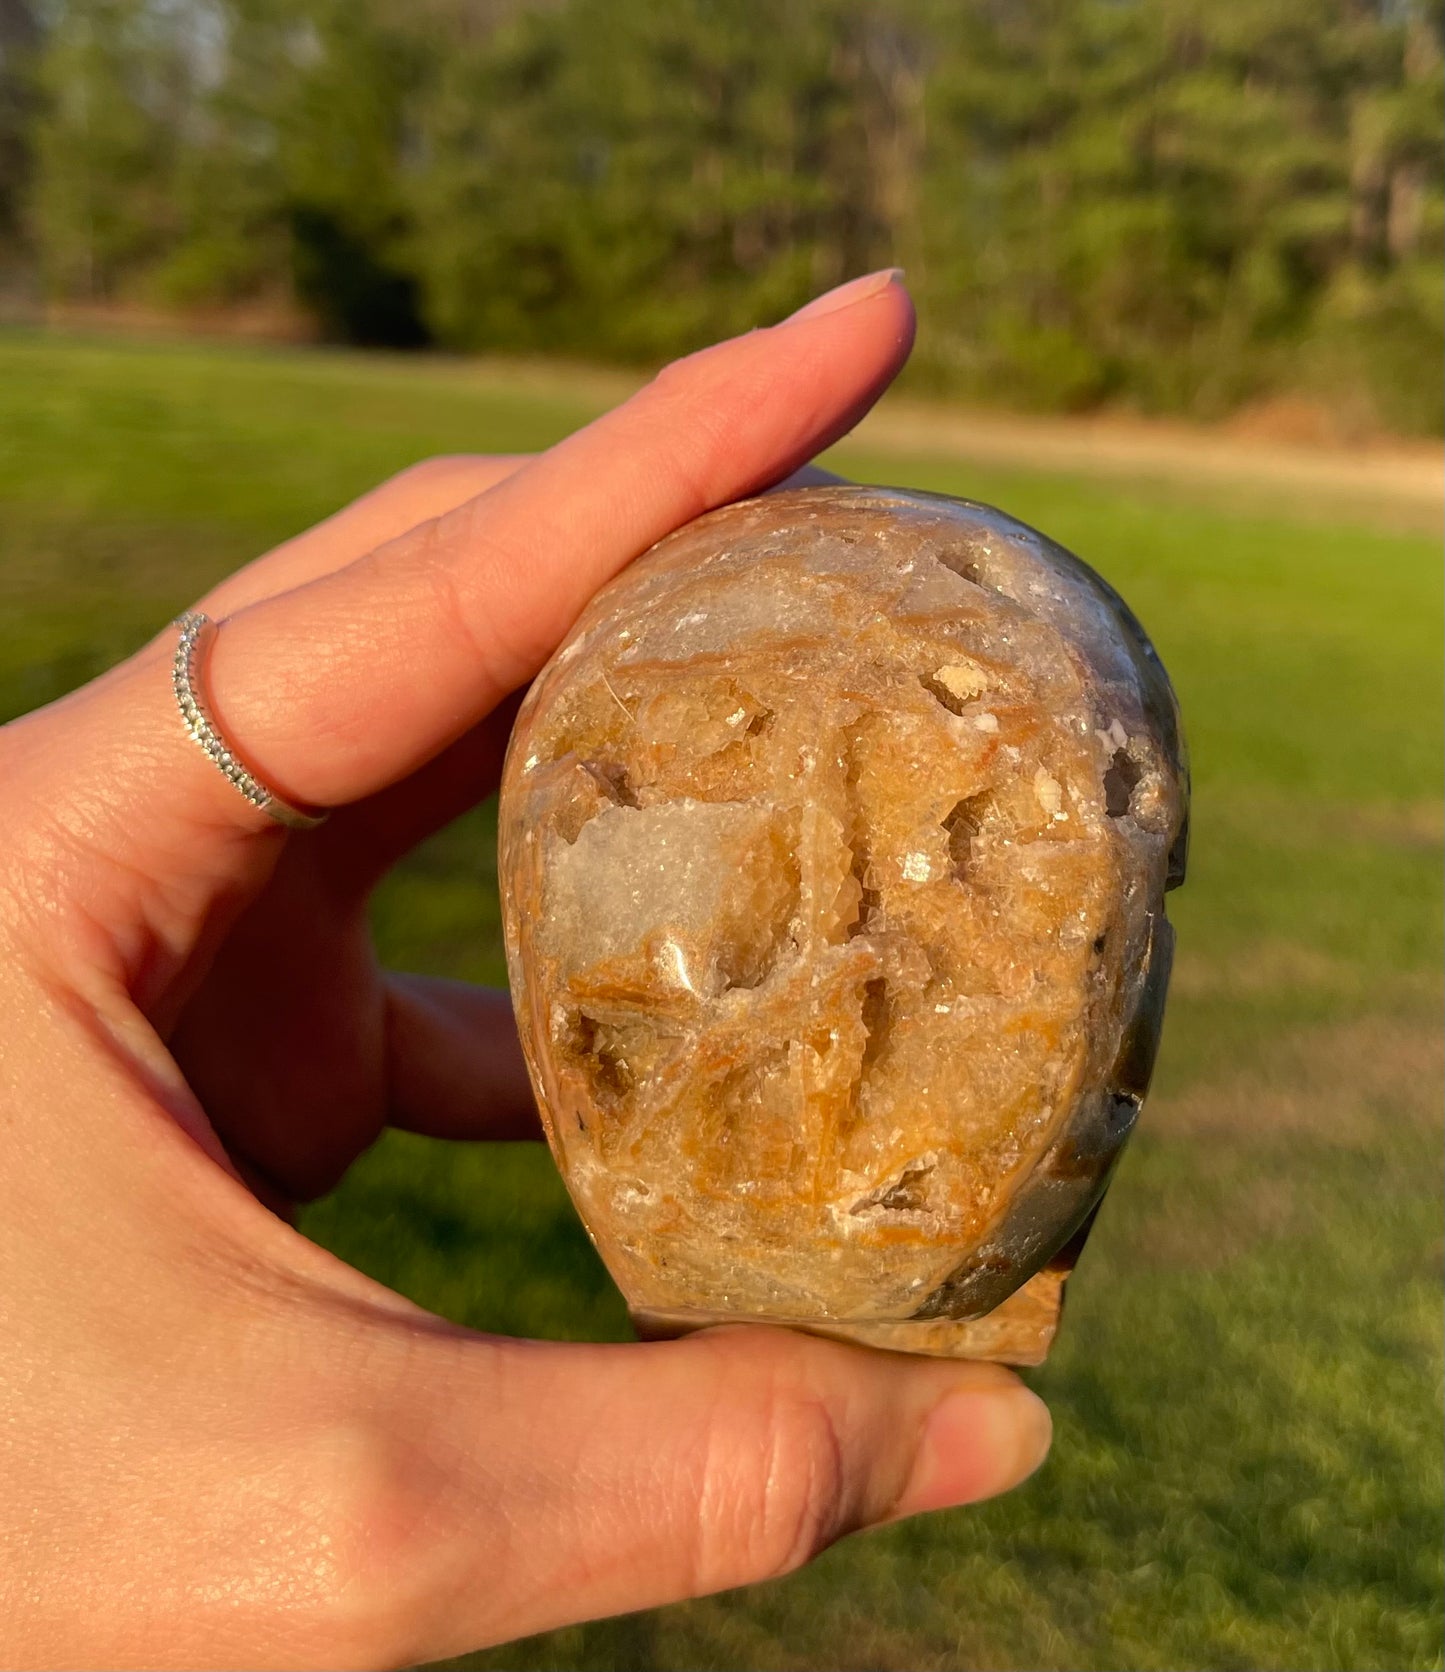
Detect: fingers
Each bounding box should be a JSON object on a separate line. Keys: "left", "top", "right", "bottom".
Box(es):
{"left": 182, "top": 972, "right": 537, "bottom": 1209}
{"left": 384, "top": 974, "right": 539, "bottom": 1141}
{"left": 348, "top": 1322, "right": 1050, "bottom": 1663}
{"left": 203, "top": 457, "right": 839, "bottom": 623}
{"left": 190, "top": 269, "right": 913, "bottom": 815}
{"left": 198, "top": 454, "right": 532, "bottom": 619}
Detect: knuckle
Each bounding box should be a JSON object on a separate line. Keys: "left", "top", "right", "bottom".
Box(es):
{"left": 754, "top": 1389, "right": 849, "bottom": 1581}
{"left": 638, "top": 348, "right": 764, "bottom": 520}
{"left": 267, "top": 1413, "right": 470, "bottom": 1670}
{"left": 403, "top": 509, "right": 545, "bottom": 688}
{"left": 693, "top": 1342, "right": 849, "bottom": 1592}
{"left": 405, "top": 518, "right": 499, "bottom": 665}
{"left": 317, "top": 515, "right": 501, "bottom": 739}
{"left": 643, "top": 343, "right": 717, "bottom": 406}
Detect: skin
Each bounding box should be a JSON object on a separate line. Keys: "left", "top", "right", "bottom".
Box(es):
{"left": 0, "top": 271, "right": 1052, "bottom": 1671}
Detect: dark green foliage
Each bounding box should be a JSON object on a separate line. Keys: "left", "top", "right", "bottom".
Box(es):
{"left": 0, "top": 0, "right": 39, "bottom": 274}
{"left": 289, "top": 204, "right": 428, "bottom": 346}
{"left": 9, "top": 0, "right": 1444, "bottom": 428}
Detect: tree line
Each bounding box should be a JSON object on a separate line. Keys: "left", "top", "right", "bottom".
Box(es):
{"left": 1, "top": 0, "right": 1440, "bottom": 431}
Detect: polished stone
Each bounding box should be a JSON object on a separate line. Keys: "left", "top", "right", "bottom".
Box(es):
{"left": 500, "top": 487, "right": 1188, "bottom": 1362}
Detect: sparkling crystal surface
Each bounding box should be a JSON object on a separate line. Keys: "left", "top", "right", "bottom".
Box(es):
{"left": 500, "top": 487, "right": 1188, "bottom": 1362}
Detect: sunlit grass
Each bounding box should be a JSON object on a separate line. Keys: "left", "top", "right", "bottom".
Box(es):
{"left": 2, "top": 330, "right": 1440, "bottom": 1672}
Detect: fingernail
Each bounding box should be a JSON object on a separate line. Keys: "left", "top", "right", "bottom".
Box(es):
{"left": 783, "top": 268, "right": 905, "bottom": 325}
{"left": 888, "top": 1382, "right": 1052, "bottom": 1520}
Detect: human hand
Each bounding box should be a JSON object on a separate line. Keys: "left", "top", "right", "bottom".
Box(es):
{"left": 0, "top": 271, "right": 1051, "bottom": 1670}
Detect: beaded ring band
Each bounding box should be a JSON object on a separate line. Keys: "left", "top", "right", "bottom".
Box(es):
{"left": 171, "top": 611, "right": 328, "bottom": 831}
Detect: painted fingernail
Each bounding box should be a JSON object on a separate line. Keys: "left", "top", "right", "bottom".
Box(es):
{"left": 783, "top": 268, "right": 905, "bottom": 325}
{"left": 889, "top": 1381, "right": 1053, "bottom": 1519}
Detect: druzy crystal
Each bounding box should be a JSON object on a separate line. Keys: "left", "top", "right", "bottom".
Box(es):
{"left": 499, "top": 487, "right": 1188, "bottom": 1362}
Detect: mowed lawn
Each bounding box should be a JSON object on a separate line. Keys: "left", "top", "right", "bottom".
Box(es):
{"left": 2, "top": 332, "right": 1440, "bottom": 1672}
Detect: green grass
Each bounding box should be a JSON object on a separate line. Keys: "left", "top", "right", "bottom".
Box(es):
{"left": 2, "top": 329, "right": 1440, "bottom": 1672}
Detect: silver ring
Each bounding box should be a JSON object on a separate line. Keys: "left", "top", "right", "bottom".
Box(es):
{"left": 171, "top": 611, "right": 328, "bottom": 831}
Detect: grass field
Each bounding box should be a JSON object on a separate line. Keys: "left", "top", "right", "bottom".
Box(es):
{"left": 2, "top": 331, "right": 1441, "bottom": 1672}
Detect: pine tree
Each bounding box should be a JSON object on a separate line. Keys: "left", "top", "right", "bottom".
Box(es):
{"left": 19, "top": 0, "right": 1445, "bottom": 429}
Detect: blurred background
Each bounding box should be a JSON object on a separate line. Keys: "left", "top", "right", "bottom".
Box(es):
{"left": 2, "top": 0, "right": 1444, "bottom": 431}
{"left": 1, "top": 4, "right": 1442, "bottom": 1670}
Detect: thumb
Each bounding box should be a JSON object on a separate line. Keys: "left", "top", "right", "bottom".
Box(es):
{"left": 355, "top": 1322, "right": 1052, "bottom": 1664}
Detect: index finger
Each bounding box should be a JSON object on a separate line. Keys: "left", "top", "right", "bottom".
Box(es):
{"left": 82, "top": 270, "right": 913, "bottom": 834}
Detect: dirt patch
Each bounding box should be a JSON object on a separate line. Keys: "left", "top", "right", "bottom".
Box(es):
{"left": 845, "top": 401, "right": 1442, "bottom": 535}
{"left": 1224, "top": 394, "right": 1373, "bottom": 449}
{"left": 1126, "top": 1174, "right": 1309, "bottom": 1270}
{"left": 1123, "top": 1011, "right": 1442, "bottom": 1268}
{"left": 1156, "top": 1011, "right": 1444, "bottom": 1146}
{"left": 1333, "top": 799, "right": 1445, "bottom": 852}
{"left": 41, "top": 298, "right": 316, "bottom": 345}
{"left": 1169, "top": 941, "right": 1364, "bottom": 1001}
{"left": 1200, "top": 796, "right": 1445, "bottom": 858}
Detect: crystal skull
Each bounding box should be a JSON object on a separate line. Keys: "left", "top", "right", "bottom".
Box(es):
{"left": 499, "top": 487, "right": 1188, "bottom": 1363}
